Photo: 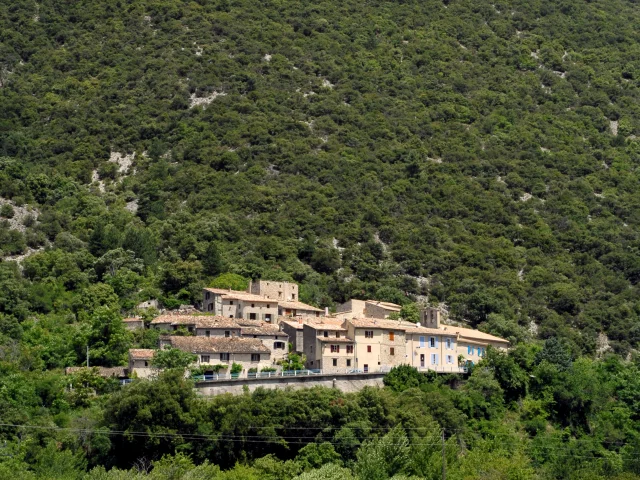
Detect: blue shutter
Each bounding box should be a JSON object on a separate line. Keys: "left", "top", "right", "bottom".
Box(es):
{"left": 435, "top": 337, "right": 439, "bottom": 348}
{"left": 435, "top": 354, "right": 439, "bottom": 365}
{"left": 467, "top": 345, "right": 473, "bottom": 355}
{"left": 419, "top": 336, "right": 425, "bottom": 348}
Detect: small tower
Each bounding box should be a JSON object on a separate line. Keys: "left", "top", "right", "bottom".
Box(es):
{"left": 421, "top": 307, "right": 441, "bottom": 329}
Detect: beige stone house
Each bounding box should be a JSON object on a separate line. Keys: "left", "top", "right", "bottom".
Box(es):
{"left": 240, "top": 324, "right": 288, "bottom": 363}
{"left": 344, "top": 318, "right": 408, "bottom": 372}
{"left": 165, "top": 336, "right": 272, "bottom": 372}
{"left": 128, "top": 349, "right": 156, "bottom": 379}
{"left": 334, "top": 299, "right": 402, "bottom": 320}
{"left": 303, "top": 321, "right": 355, "bottom": 372}
{"left": 202, "top": 288, "right": 279, "bottom": 322}
{"left": 279, "top": 319, "right": 304, "bottom": 352}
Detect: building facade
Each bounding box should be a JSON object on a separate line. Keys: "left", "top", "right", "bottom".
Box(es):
{"left": 250, "top": 280, "right": 299, "bottom": 301}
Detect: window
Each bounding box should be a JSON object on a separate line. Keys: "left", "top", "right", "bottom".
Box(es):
{"left": 206, "top": 330, "right": 210, "bottom": 337}
{"left": 347, "top": 345, "right": 353, "bottom": 354}
{"left": 201, "top": 355, "right": 210, "bottom": 363}
{"left": 331, "top": 345, "right": 340, "bottom": 353}
{"left": 251, "top": 303, "right": 255, "bottom": 308}
{"left": 431, "top": 354, "right": 438, "bottom": 365}
{"left": 230, "top": 301, "right": 234, "bottom": 305}
{"left": 332, "top": 359, "right": 337, "bottom": 367}
{"left": 274, "top": 341, "right": 285, "bottom": 350}
{"left": 389, "top": 331, "right": 395, "bottom": 341}
{"left": 265, "top": 314, "right": 272, "bottom": 321}
{"left": 188, "top": 327, "right": 194, "bottom": 333}
{"left": 225, "top": 331, "right": 230, "bottom": 338}
{"left": 429, "top": 337, "right": 436, "bottom": 348}
{"left": 346, "top": 359, "right": 351, "bottom": 367}
{"left": 390, "top": 347, "right": 395, "bottom": 356}
{"left": 467, "top": 345, "right": 474, "bottom": 355}
{"left": 479, "top": 348, "right": 486, "bottom": 357}
{"left": 229, "top": 315, "right": 234, "bottom": 318}
{"left": 446, "top": 355, "right": 453, "bottom": 364}
{"left": 367, "top": 345, "right": 372, "bottom": 353}
{"left": 220, "top": 353, "right": 230, "bottom": 361}
{"left": 292, "top": 294, "right": 296, "bottom": 300}
{"left": 249, "top": 313, "right": 257, "bottom": 320}
{"left": 364, "top": 364, "right": 369, "bottom": 373}
{"left": 323, "top": 331, "right": 328, "bottom": 337}
{"left": 144, "top": 361, "right": 148, "bottom": 367}
{"left": 251, "top": 354, "right": 260, "bottom": 362}
{"left": 336, "top": 332, "right": 340, "bottom": 338}
{"left": 206, "top": 292, "right": 210, "bottom": 300}
{"left": 365, "top": 330, "right": 373, "bottom": 338}
{"left": 419, "top": 336, "right": 425, "bottom": 348}
{"left": 208, "top": 303, "right": 213, "bottom": 311}
{"left": 446, "top": 338, "right": 452, "bottom": 350}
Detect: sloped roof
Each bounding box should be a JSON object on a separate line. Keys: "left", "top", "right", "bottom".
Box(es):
{"left": 441, "top": 325, "right": 509, "bottom": 344}
{"left": 168, "top": 336, "right": 270, "bottom": 354}
{"left": 278, "top": 300, "right": 323, "bottom": 312}
{"left": 241, "top": 326, "right": 282, "bottom": 336}
{"left": 129, "top": 349, "right": 156, "bottom": 360}
{"left": 303, "top": 323, "right": 348, "bottom": 331}
{"left": 318, "top": 337, "right": 354, "bottom": 343}
{"left": 365, "top": 300, "right": 402, "bottom": 311}
{"left": 347, "top": 318, "right": 411, "bottom": 330}
{"left": 122, "top": 317, "right": 144, "bottom": 323}
{"left": 150, "top": 314, "right": 241, "bottom": 329}
{"left": 203, "top": 288, "right": 274, "bottom": 303}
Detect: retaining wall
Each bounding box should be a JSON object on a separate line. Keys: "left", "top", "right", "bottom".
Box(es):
{"left": 195, "top": 372, "right": 386, "bottom": 396}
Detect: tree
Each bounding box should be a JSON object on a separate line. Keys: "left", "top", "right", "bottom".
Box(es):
{"left": 383, "top": 365, "right": 426, "bottom": 392}
{"left": 202, "top": 242, "right": 223, "bottom": 277}
{"left": 209, "top": 273, "right": 249, "bottom": 291}
{"left": 85, "top": 307, "right": 132, "bottom": 367}
{"left": 151, "top": 347, "right": 196, "bottom": 371}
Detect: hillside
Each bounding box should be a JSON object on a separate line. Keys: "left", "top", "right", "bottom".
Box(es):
{"left": 4, "top": 0, "right": 640, "bottom": 478}
{"left": 5, "top": 0, "right": 640, "bottom": 355}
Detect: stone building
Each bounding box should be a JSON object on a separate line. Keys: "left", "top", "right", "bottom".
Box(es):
{"left": 202, "top": 288, "right": 278, "bottom": 322}
{"left": 334, "top": 299, "right": 402, "bottom": 320}
{"left": 249, "top": 280, "right": 299, "bottom": 301}
{"left": 165, "top": 336, "right": 272, "bottom": 373}
{"left": 277, "top": 300, "right": 323, "bottom": 318}
{"left": 128, "top": 349, "right": 156, "bottom": 379}
{"left": 122, "top": 317, "right": 144, "bottom": 330}
{"left": 239, "top": 324, "right": 288, "bottom": 363}
{"left": 343, "top": 318, "right": 408, "bottom": 373}
{"left": 279, "top": 319, "right": 304, "bottom": 352}
{"left": 302, "top": 321, "right": 355, "bottom": 372}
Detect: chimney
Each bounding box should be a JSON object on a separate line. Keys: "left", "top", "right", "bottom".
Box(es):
{"left": 325, "top": 307, "right": 329, "bottom": 316}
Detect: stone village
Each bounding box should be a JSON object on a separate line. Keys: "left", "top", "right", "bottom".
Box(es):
{"left": 70, "top": 280, "right": 509, "bottom": 384}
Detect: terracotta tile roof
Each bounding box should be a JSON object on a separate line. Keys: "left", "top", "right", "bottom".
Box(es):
{"left": 123, "top": 317, "right": 143, "bottom": 323}
{"left": 441, "top": 325, "right": 509, "bottom": 344}
{"left": 194, "top": 317, "right": 242, "bottom": 329}
{"left": 347, "top": 318, "right": 412, "bottom": 330}
{"left": 318, "top": 337, "right": 354, "bottom": 343}
{"left": 168, "top": 336, "right": 270, "bottom": 354}
{"left": 150, "top": 314, "right": 200, "bottom": 325}
{"left": 129, "top": 349, "right": 156, "bottom": 360}
{"left": 278, "top": 300, "right": 323, "bottom": 312}
{"left": 203, "top": 288, "right": 274, "bottom": 303}
{"left": 235, "top": 319, "right": 266, "bottom": 327}
{"left": 366, "top": 300, "right": 402, "bottom": 311}
{"left": 65, "top": 366, "right": 128, "bottom": 377}
{"left": 303, "top": 323, "right": 348, "bottom": 331}
{"left": 279, "top": 320, "right": 304, "bottom": 330}
{"left": 222, "top": 292, "right": 274, "bottom": 302}
{"left": 241, "top": 326, "right": 282, "bottom": 336}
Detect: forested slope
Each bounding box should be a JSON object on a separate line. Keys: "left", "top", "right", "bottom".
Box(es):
{"left": 3, "top": 0, "right": 640, "bottom": 354}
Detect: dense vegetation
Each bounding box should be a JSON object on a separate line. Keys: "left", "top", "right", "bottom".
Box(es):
{"left": 3, "top": 0, "right": 640, "bottom": 476}
{"left": 4, "top": 347, "right": 640, "bottom": 479}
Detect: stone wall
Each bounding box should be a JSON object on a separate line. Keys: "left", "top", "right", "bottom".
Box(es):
{"left": 195, "top": 372, "right": 386, "bottom": 396}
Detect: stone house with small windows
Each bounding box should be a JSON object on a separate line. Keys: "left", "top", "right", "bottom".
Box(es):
{"left": 128, "top": 349, "right": 156, "bottom": 379}
{"left": 279, "top": 319, "right": 304, "bottom": 352}
{"left": 249, "top": 280, "right": 299, "bottom": 301}
{"left": 302, "top": 320, "right": 356, "bottom": 372}
{"left": 239, "top": 325, "right": 288, "bottom": 363}
{"left": 202, "top": 288, "right": 279, "bottom": 322}
{"left": 277, "top": 300, "right": 323, "bottom": 318}
{"left": 344, "top": 318, "right": 407, "bottom": 373}
{"left": 164, "top": 336, "right": 272, "bottom": 373}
